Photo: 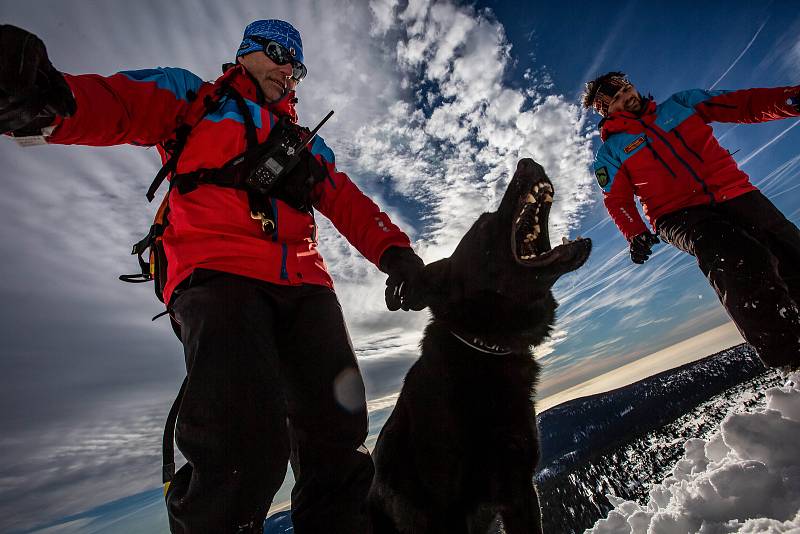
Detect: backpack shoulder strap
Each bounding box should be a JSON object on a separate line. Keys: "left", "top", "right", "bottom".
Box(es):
{"left": 146, "top": 71, "right": 238, "bottom": 202}
{"left": 118, "top": 192, "right": 171, "bottom": 285}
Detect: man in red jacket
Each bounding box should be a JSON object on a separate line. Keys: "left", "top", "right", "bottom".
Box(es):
{"left": 1, "top": 20, "right": 425, "bottom": 534}
{"left": 583, "top": 71, "right": 800, "bottom": 371}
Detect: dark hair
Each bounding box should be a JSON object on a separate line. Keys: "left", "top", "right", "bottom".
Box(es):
{"left": 582, "top": 71, "right": 628, "bottom": 110}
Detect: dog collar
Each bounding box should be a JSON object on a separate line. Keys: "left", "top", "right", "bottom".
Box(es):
{"left": 449, "top": 330, "right": 513, "bottom": 355}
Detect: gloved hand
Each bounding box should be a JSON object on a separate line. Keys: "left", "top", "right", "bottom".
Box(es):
{"left": 379, "top": 246, "right": 426, "bottom": 311}
{"left": 629, "top": 232, "right": 660, "bottom": 264}
{"left": 0, "top": 24, "right": 76, "bottom": 134}
{"left": 789, "top": 93, "right": 800, "bottom": 113}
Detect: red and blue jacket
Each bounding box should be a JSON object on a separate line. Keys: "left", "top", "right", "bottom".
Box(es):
{"left": 594, "top": 85, "right": 800, "bottom": 240}
{"left": 47, "top": 64, "right": 413, "bottom": 303}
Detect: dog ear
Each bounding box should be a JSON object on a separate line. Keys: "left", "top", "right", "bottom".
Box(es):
{"left": 419, "top": 257, "right": 452, "bottom": 308}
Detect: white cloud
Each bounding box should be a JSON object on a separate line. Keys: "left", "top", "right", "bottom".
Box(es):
{"left": 345, "top": 0, "right": 595, "bottom": 256}
{"left": 368, "top": 0, "right": 400, "bottom": 36}
{"left": 0, "top": 395, "right": 169, "bottom": 532}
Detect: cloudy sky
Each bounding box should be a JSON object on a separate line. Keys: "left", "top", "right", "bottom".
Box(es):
{"left": 1, "top": 0, "right": 798, "bottom": 531}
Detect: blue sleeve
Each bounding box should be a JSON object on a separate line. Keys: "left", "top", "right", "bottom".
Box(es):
{"left": 671, "top": 88, "right": 731, "bottom": 109}
{"left": 593, "top": 145, "right": 620, "bottom": 193}
{"left": 49, "top": 67, "right": 204, "bottom": 147}
{"left": 118, "top": 67, "right": 204, "bottom": 103}
{"left": 310, "top": 134, "right": 336, "bottom": 166}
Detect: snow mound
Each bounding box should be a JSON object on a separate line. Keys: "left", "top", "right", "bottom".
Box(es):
{"left": 585, "top": 372, "right": 800, "bottom": 534}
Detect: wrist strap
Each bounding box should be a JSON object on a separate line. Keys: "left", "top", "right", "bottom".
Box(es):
{"left": 12, "top": 124, "right": 55, "bottom": 147}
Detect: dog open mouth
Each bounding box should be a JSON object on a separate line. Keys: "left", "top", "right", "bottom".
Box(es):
{"left": 511, "top": 178, "right": 588, "bottom": 267}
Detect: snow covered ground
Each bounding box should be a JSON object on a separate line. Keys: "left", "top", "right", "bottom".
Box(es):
{"left": 586, "top": 371, "right": 800, "bottom": 534}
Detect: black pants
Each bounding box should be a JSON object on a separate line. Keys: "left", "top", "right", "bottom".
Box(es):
{"left": 657, "top": 191, "right": 800, "bottom": 368}
{"left": 166, "top": 270, "right": 374, "bottom": 533}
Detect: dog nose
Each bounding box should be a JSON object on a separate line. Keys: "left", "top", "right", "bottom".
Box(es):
{"left": 516, "top": 158, "right": 544, "bottom": 176}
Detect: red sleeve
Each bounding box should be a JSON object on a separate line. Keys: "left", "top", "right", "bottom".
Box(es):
{"left": 602, "top": 164, "right": 648, "bottom": 241}
{"left": 47, "top": 68, "right": 204, "bottom": 147}
{"left": 694, "top": 85, "right": 800, "bottom": 124}
{"left": 310, "top": 140, "right": 412, "bottom": 266}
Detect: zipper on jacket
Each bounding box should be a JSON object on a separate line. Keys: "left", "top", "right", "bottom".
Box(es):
{"left": 639, "top": 120, "right": 714, "bottom": 204}
{"left": 280, "top": 243, "right": 289, "bottom": 280}
{"left": 310, "top": 212, "right": 318, "bottom": 244}
{"left": 644, "top": 138, "right": 677, "bottom": 178}
{"left": 270, "top": 198, "right": 279, "bottom": 242}
{"left": 671, "top": 129, "right": 704, "bottom": 162}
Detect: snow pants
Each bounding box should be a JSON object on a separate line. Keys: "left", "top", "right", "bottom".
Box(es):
{"left": 657, "top": 191, "right": 800, "bottom": 368}
{"left": 166, "top": 269, "right": 374, "bottom": 533}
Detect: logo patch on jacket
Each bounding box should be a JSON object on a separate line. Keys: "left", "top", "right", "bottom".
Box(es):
{"left": 624, "top": 136, "right": 645, "bottom": 154}
{"left": 595, "top": 166, "right": 609, "bottom": 188}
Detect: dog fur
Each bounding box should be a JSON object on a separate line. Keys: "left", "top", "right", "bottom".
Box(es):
{"left": 368, "top": 158, "right": 592, "bottom": 534}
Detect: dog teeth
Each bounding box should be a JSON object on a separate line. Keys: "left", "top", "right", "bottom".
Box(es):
{"left": 543, "top": 194, "right": 553, "bottom": 203}
{"left": 533, "top": 181, "right": 552, "bottom": 192}
{"left": 559, "top": 235, "right": 584, "bottom": 245}
{"left": 533, "top": 224, "right": 540, "bottom": 234}
{"left": 527, "top": 182, "right": 553, "bottom": 201}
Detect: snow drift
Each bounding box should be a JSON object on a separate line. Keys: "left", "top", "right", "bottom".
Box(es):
{"left": 586, "top": 371, "right": 800, "bottom": 533}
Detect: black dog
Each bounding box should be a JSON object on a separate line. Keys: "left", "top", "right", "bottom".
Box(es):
{"left": 368, "top": 158, "right": 592, "bottom": 534}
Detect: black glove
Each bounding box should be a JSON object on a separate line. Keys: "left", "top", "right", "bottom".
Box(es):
{"left": 380, "top": 246, "right": 425, "bottom": 311}
{"left": 629, "top": 232, "right": 660, "bottom": 264}
{"left": 789, "top": 93, "right": 800, "bottom": 113}
{"left": 0, "top": 25, "right": 76, "bottom": 134}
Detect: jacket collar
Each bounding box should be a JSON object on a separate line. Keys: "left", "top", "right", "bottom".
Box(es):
{"left": 220, "top": 64, "right": 298, "bottom": 123}
{"left": 599, "top": 97, "right": 657, "bottom": 141}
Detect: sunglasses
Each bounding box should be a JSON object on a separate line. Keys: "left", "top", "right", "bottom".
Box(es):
{"left": 250, "top": 36, "right": 307, "bottom": 83}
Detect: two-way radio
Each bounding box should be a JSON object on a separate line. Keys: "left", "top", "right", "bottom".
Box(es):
{"left": 245, "top": 110, "right": 335, "bottom": 194}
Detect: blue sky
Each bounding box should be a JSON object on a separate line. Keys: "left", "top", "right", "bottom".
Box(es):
{"left": 0, "top": 0, "right": 798, "bottom": 531}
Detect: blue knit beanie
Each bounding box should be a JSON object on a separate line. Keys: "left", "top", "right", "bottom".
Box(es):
{"left": 236, "top": 19, "right": 304, "bottom": 64}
